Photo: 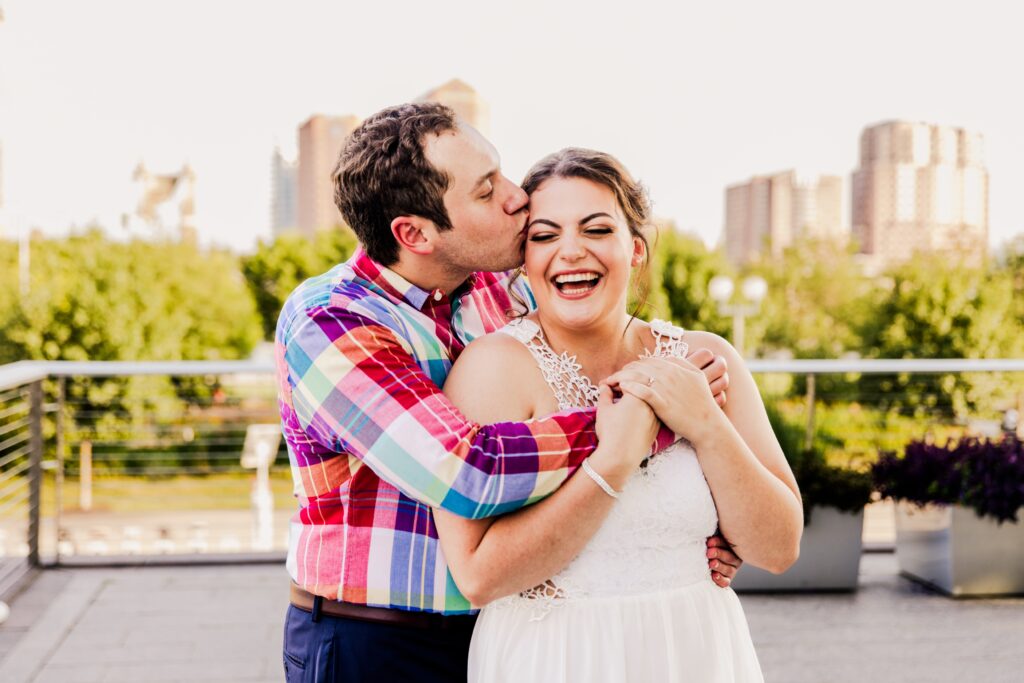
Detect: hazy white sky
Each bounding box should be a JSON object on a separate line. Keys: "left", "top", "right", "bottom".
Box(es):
{"left": 2, "top": 0, "right": 1023, "bottom": 252}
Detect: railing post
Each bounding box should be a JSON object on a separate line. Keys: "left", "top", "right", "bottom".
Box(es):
{"left": 55, "top": 377, "right": 66, "bottom": 563}
{"left": 804, "top": 373, "right": 817, "bottom": 453}
{"left": 28, "top": 380, "right": 43, "bottom": 567}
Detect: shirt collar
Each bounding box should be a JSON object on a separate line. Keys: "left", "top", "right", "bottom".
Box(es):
{"left": 349, "top": 246, "right": 478, "bottom": 311}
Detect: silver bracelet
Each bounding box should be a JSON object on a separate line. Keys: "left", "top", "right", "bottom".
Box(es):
{"left": 581, "top": 458, "right": 621, "bottom": 499}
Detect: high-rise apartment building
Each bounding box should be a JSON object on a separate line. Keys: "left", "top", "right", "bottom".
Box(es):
{"left": 290, "top": 81, "right": 487, "bottom": 237}
{"left": 724, "top": 170, "right": 845, "bottom": 266}
{"left": 296, "top": 114, "right": 360, "bottom": 236}
{"left": 270, "top": 147, "right": 297, "bottom": 237}
{"left": 851, "top": 121, "right": 988, "bottom": 267}
{"left": 418, "top": 78, "right": 490, "bottom": 134}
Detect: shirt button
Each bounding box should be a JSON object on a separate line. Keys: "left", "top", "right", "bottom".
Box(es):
{"left": 433, "top": 290, "right": 443, "bottom": 302}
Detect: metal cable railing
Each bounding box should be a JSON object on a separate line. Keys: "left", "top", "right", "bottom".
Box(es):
{"left": 0, "top": 358, "right": 1022, "bottom": 589}
{"left": 0, "top": 368, "right": 44, "bottom": 599}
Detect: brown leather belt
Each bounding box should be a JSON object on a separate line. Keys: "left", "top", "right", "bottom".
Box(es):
{"left": 289, "top": 582, "right": 477, "bottom": 631}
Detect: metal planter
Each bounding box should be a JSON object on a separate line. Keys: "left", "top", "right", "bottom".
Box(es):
{"left": 732, "top": 506, "right": 864, "bottom": 592}
{"left": 894, "top": 502, "right": 1024, "bottom": 596}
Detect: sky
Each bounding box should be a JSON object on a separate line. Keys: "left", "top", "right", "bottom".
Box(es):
{"left": 1, "top": 0, "right": 1023, "bottom": 253}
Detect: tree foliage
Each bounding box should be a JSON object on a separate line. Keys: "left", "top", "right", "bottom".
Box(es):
{"left": 241, "top": 228, "right": 358, "bottom": 339}
{"left": 746, "top": 240, "right": 873, "bottom": 359}
{"left": 0, "top": 230, "right": 261, "bottom": 363}
{"left": 635, "top": 224, "right": 732, "bottom": 338}
{"left": 857, "top": 254, "right": 1024, "bottom": 417}
{"left": 0, "top": 231, "right": 264, "bottom": 443}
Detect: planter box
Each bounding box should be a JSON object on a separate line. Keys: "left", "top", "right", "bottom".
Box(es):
{"left": 895, "top": 502, "right": 1024, "bottom": 596}
{"left": 732, "top": 506, "right": 863, "bottom": 592}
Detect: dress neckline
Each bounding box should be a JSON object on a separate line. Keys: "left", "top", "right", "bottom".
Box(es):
{"left": 502, "top": 317, "right": 688, "bottom": 410}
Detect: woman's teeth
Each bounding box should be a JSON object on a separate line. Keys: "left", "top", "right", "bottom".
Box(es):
{"left": 553, "top": 273, "right": 601, "bottom": 294}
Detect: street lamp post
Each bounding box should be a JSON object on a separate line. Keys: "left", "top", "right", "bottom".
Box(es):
{"left": 707, "top": 275, "right": 768, "bottom": 357}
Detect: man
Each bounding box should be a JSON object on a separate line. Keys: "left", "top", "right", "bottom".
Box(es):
{"left": 276, "top": 102, "right": 740, "bottom": 681}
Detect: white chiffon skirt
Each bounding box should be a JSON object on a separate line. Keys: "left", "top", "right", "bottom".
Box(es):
{"left": 468, "top": 578, "right": 763, "bottom": 683}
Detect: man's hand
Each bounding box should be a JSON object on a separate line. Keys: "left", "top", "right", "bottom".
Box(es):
{"left": 686, "top": 348, "right": 729, "bottom": 408}
{"left": 706, "top": 535, "right": 742, "bottom": 587}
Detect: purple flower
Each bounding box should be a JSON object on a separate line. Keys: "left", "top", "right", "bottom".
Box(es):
{"left": 872, "top": 435, "right": 1024, "bottom": 524}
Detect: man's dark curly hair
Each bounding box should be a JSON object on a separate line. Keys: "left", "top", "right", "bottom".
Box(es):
{"left": 332, "top": 102, "right": 459, "bottom": 265}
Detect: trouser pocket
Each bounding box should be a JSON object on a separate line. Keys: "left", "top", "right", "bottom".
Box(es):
{"left": 283, "top": 605, "right": 334, "bottom": 682}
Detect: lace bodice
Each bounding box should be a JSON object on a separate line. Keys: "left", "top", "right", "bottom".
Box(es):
{"left": 492, "top": 318, "right": 720, "bottom": 619}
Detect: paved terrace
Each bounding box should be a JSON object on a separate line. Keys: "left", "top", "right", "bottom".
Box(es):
{"left": 0, "top": 553, "right": 1021, "bottom": 683}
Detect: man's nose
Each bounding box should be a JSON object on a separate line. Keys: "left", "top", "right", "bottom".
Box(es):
{"left": 503, "top": 183, "right": 529, "bottom": 215}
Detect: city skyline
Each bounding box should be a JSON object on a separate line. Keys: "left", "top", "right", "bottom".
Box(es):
{"left": 853, "top": 121, "right": 988, "bottom": 268}
{"left": 724, "top": 169, "right": 845, "bottom": 266}
{"left": 273, "top": 79, "right": 491, "bottom": 237}
{"left": 1, "top": 0, "right": 1023, "bottom": 253}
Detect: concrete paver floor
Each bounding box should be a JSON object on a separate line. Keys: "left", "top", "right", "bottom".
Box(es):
{"left": 0, "top": 553, "right": 1021, "bottom": 682}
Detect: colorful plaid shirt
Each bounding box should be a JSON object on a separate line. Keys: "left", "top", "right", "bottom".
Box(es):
{"left": 275, "top": 247, "right": 601, "bottom": 614}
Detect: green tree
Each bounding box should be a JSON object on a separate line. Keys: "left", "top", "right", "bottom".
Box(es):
{"left": 740, "top": 240, "right": 875, "bottom": 402}
{"left": 0, "top": 239, "right": 17, "bottom": 328}
{"left": 636, "top": 223, "right": 732, "bottom": 338}
{"left": 1000, "top": 235, "right": 1024, "bottom": 323}
{"left": 857, "top": 254, "right": 1024, "bottom": 418}
{"left": 242, "top": 228, "right": 358, "bottom": 339}
{"left": 746, "top": 239, "right": 873, "bottom": 360}
{"left": 0, "top": 231, "right": 264, "bottom": 450}
{"left": 0, "top": 230, "right": 261, "bottom": 364}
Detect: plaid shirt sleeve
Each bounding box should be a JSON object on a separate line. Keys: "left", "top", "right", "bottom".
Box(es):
{"left": 284, "top": 304, "right": 600, "bottom": 518}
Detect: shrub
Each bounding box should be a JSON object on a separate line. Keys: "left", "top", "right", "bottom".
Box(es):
{"left": 764, "top": 403, "right": 873, "bottom": 523}
{"left": 872, "top": 436, "right": 1024, "bottom": 524}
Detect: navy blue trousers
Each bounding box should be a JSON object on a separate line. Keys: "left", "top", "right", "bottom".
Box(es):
{"left": 283, "top": 604, "right": 478, "bottom": 682}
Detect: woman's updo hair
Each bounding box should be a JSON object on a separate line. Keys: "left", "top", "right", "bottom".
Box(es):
{"left": 521, "top": 148, "right": 654, "bottom": 254}
{"left": 508, "top": 148, "right": 656, "bottom": 322}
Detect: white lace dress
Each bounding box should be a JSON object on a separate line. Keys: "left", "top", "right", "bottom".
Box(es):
{"left": 467, "top": 318, "right": 763, "bottom": 683}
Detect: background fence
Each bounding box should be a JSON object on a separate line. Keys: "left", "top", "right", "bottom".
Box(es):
{"left": 1, "top": 358, "right": 1023, "bottom": 601}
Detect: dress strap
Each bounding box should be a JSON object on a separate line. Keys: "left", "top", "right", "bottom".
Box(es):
{"left": 646, "top": 319, "right": 688, "bottom": 359}
{"left": 495, "top": 317, "right": 542, "bottom": 344}
{"left": 496, "top": 318, "right": 599, "bottom": 410}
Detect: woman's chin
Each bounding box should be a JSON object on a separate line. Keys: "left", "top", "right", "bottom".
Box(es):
{"left": 538, "top": 300, "right": 616, "bottom": 332}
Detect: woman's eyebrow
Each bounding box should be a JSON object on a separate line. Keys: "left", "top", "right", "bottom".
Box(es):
{"left": 579, "top": 212, "right": 614, "bottom": 224}
{"left": 527, "top": 218, "right": 561, "bottom": 229}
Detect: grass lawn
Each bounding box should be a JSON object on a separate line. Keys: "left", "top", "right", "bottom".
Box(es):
{"left": 38, "top": 469, "right": 299, "bottom": 514}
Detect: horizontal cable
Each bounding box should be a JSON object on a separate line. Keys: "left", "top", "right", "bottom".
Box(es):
{"left": 0, "top": 431, "right": 31, "bottom": 455}
{"left": 0, "top": 459, "right": 33, "bottom": 487}
{"left": 0, "top": 445, "right": 31, "bottom": 470}
{"left": 0, "top": 387, "right": 28, "bottom": 404}
{"left": 65, "top": 428, "right": 253, "bottom": 439}
{"left": 62, "top": 395, "right": 276, "bottom": 405}
{"left": 0, "top": 403, "right": 29, "bottom": 421}
{"left": 0, "top": 417, "right": 32, "bottom": 439}
{"left": 0, "top": 487, "right": 32, "bottom": 517}
{"left": 77, "top": 441, "right": 249, "bottom": 452}
{"left": 88, "top": 451, "right": 264, "bottom": 462}
{"left": 0, "top": 477, "right": 28, "bottom": 503}
{"left": 65, "top": 465, "right": 291, "bottom": 478}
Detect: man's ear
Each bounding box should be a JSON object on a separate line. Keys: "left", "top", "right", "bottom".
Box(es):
{"left": 391, "top": 215, "right": 436, "bottom": 256}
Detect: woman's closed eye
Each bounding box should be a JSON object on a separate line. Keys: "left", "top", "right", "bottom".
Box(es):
{"left": 528, "top": 232, "right": 557, "bottom": 242}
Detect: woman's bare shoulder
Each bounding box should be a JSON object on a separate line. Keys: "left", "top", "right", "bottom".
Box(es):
{"left": 457, "top": 329, "right": 539, "bottom": 366}
{"left": 681, "top": 330, "right": 736, "bottom": 358}
{"left": 444, "top": 330, "right": 546, "bottom": 422}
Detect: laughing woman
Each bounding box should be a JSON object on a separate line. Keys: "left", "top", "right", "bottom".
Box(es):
{"left": 434, "top": 149, "right": 803, "bottom": 682}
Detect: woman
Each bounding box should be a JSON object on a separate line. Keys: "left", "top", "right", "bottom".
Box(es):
{"left": 435, "top": 149, "right": 803, "bottom": 682}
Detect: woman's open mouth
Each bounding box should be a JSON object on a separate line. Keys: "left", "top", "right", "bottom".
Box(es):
{"left": 551, "top": 271, "right": 602, "bottom": 298}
